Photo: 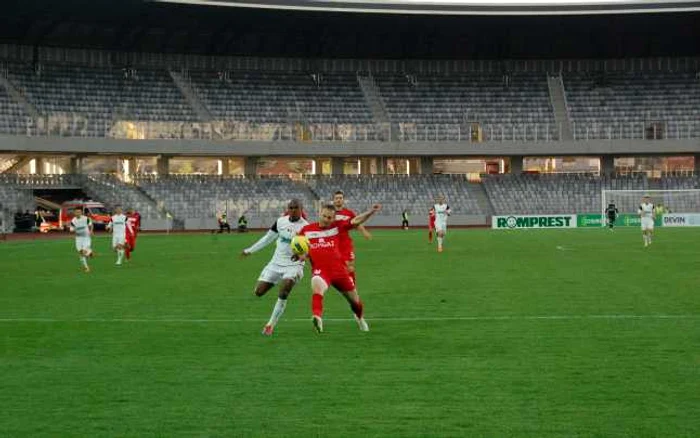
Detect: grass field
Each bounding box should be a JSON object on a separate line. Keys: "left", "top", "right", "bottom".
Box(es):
{"left": 1, "top": 228, "right": 699, "bottom": 437}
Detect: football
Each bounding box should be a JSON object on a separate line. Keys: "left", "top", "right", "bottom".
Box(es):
{"left": 290, "top": 235, "right": 310, "bottom": 255}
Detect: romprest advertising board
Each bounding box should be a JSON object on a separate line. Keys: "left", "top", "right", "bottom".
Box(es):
{"left": 492, "top": 215, "right": 576, "bottom": 229}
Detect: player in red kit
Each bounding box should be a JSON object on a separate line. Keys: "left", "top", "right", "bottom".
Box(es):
{"left": 428, "top": 206, "right": 436, "bottom": 243}
{"left": 332, "top": 190, "right": 371, "bottom": 283}
{"left": 125, "top": 208, "right": 140, "bottom": 260}
{"left": 298, "top": 203, "right": 381, "bottom": 334}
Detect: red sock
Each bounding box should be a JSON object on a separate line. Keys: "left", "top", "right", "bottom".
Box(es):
{"left": 312, "top": 294, "right": 324, "bottom": 318}
{"left": 125, "top": 247, "right": 131, "bottom": 260}
{"left": 350, "top": 299, "right": 364, "bottom": 319}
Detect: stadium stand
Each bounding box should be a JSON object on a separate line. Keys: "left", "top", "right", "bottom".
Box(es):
{"left": 82, "top": 174, "right": 164, "bottom": 219}
{"left": 6, "top": 64, "right": 198, "bottom": 137}
{"left": 305, "top": 174, "right": 490, "bottom": 216}
{"left": 482, "top": 173, "right": 700, "bottom": 214}
{"left": 133, "top": 175, "right": 318, "bottom": 224}
{"left": 565, "top": 71, "right": 700, "bottom": 140}
{"left": 2, "top": 62, "right": 700, "bottom": 141}
{"left": 0, "top": 86, "right": 29, "bottom": 135}
{"left": 374, "top": 72, "right": 558, "bottom": 141}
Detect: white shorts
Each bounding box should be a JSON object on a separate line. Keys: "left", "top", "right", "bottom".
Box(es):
{"left": 75, "top": 236, "right": 92, "bottom": 253}
{"left": 435, "top": 222, "right": 448, "bottom": 233}
{"left": 258, "top": 263, "right": 304, "bottom": 285}
{"left": 641, "top": 218, "right": 654, "bottom": 231}
{"left": 112, "top": 234, "right": 126, "bottom": 248}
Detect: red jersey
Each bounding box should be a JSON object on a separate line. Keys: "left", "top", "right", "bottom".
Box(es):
{"left": 300, "top": 220, "right": 354, "bottom": 273}
{"left": 334, "top": 208, "right": 356, "bottom": 257}
{"left": 126, "top": 215, "right": 138, "bottom": 238}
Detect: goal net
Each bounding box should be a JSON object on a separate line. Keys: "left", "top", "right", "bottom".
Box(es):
{"left": 601, "top": 189, "right": 700, "bottom": 227}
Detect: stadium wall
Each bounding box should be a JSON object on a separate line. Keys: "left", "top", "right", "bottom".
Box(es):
{"left": 1, "top": 136, "right": 699, "bottom": 157}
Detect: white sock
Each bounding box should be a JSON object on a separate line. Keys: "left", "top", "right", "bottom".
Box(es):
{"left": 117, "top": 249, "right": 124, "bottom": 263}
{"left": 437, "top": 236, "right": 443, "bottom": 247}
{"left": 267, "top": 298, "right": 287, "bottom": 327}
{"left": 80, "top": 256, "right": 88, "bottom": 268}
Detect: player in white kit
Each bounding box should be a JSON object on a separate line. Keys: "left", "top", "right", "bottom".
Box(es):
{"left": 433, "top": 195, "right": 451, "bottom": 253}
{"left": 241, "top": 199, "right": 309, "bottom": 335}
{"left": 106, "top": 206, "right": 128, "bottom": 266}
{"left": 638, "top": 195, "right": 656, "bottom": 247}
{"left": 69, "top": 207, "right": 94, "bottom": 272}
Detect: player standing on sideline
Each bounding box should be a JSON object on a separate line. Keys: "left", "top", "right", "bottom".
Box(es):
{"left": 298, "top": 203, "right": 381, "bottom": 334}
{"left": 70, "top": 207, "right": 94, "bottom": 273}
{"left": 639, "top": 195, "right": 656, "bottom": 247}
{"left": 106, "top": 206, "right": 128, "bottom": 266}
{"left": 333, "top": 190, "right": 371, "bottom": 284}
{"left": 125, "top": 208, "right": 139, "bottom": 260}
{"left": 241, "top": 199, "right": 309, "bottom": 336}
{"left": 605, "top": 201, "right": 619, "bottom": 231}
{"left": 428, "top": 206, "right": 436, "bottom": 243}
{"left": 433, "top": 195, "right": 451, "bottom": 253}
{"left": 401, "top": 209, "right": 409, "bottom": 230}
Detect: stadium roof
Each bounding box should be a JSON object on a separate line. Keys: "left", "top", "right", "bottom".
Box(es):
{"left": 1, "top": 0, "right": 698, "bottom": 59}
{"left": 156, "top": 0, "right": 700, "bottom": 15}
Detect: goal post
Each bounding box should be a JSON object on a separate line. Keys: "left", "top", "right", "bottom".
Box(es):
{"left": 601, "top": 189, "right": 700, "bottom": 227}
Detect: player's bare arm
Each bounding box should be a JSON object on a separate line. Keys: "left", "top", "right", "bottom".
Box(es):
{"left": 241, "top": 229, "right": 278, "bottom": 257}
{"left": 351, "top": 204, "right": 382, "bottom": 226}
{"left": 358, "top": 224, "right": 372, "bottom": 240}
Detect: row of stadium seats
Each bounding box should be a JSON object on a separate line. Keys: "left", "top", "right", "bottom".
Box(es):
{"left": 3, "top": 63, "right": 698, "bottom": 140}
{"left": 2, "top": 173, "right": 700, "bottom": 223}
{"left": 482, "top": 173, "right": 700, "bottom": 214}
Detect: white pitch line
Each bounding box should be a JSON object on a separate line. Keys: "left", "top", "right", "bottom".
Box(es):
{"left": 0, "top": 315, "right": 697, "bottom": 323}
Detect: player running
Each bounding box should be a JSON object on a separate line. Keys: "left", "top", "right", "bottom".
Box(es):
{"left": 125, "top": 208, "right": 139, "bottom": 260}
{"left": 106, "top": 206, "right": 128, "bottom": 265}
{"left": 241, "top": 199, "right": 309, "bottom": 336}
{"left": 69, "top": 207, "right": 94, "bottom": 273}
{"left": 428, "top": 206, "right": 436, "bottom": 243}
{"left": 433, "top": 195, "right": 451, "bottom": 253}
{"left": 639, "top": 195, "right": 656, "bottom": 247}
{"left": 605, "top": 201, "right": 619, "bottom": 231}
{"left": 298, "top": 203, "right": 381, "bottom": 334}
{"left": 332, "top": 190, "right": 371, "bottom": 283}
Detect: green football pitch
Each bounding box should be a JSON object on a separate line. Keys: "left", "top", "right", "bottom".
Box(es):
{"left": 1, "top": 229, "right": 699, "bottom": 437}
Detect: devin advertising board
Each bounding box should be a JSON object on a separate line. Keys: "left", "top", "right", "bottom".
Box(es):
{"left": 492, "top": 215, "right": 576, "bottom": 229}
{"left": 662, "top": 213, "right": 700, "bottom": 227}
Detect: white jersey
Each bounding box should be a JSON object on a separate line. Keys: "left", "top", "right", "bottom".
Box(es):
{"left": 109, "top": 214, "right": 127, "bottom": 237}
{"left": 245, "top": 215, "right": 309, "bottom": 267}
{"left": 433, "top": 203, "right": 451, "bottom": 224}
{"left": 638, "top": 202, "right": 655, "bottom": 219}
{"left": 70, "top": 216, "right": 92, "bottom": 238}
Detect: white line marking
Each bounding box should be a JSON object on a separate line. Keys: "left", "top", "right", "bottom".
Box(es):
{"left": 0, "top": 315, "right": 697, "bottom": 323}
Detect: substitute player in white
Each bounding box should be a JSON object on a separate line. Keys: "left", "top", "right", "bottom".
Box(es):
{"left": 106, "top": 206, "right": 127, "bottom": 266}
{"left": 241, "top": 199, "right": 309, "bottom": 336}
{"left": 433, "top": 195, "right": 451, "bottom": 253}
{"left": 638, "top": 195, "right": 656, "bottom": 247}
{"left": 69, "top": 207, "right": 94, "bottom": 272}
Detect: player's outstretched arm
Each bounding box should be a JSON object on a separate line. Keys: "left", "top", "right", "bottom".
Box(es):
{"left": 241, "top": 229, "right": 277, "bottom": 257}
{"left": 351, "top": 204, "right": 382, "bottom": 227}
{"left": 357, "top": 224, "right": 372, "bottom": 240}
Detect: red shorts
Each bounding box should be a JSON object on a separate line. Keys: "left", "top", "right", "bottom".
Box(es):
{"left": 126, "top": 234, "right": 136, "bottom": 250}
{"left": 312, "top": 268, "right": 355, "bottom": 293}
{"left": 429, "top": 221, "right": 435, "bottom": 230}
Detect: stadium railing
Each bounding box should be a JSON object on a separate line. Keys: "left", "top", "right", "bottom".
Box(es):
{"left": 13, "top": 117, "right": 700, "bottom": 142}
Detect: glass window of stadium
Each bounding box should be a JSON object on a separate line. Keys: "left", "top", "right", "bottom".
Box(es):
{"left": 614, "top": 156, "right": 694, "bottom": 176}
